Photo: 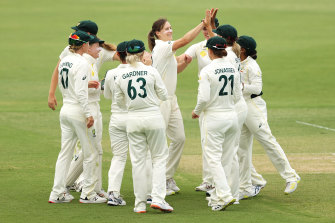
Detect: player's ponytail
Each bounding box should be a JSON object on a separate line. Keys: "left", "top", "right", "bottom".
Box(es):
{"left": 148, "top": 30, "right": 156, "bottom": 52}
{"left": 232, "top": 41, "right": 241, "bottom": 58}
{"left": 148, "top": 18, "right": 167, "bottom": 51}
{"left": 249, "top": 49, "right": 257, "bottom": 60}
{"left": 101, "top": 42, "right": 117, "bottom": 51}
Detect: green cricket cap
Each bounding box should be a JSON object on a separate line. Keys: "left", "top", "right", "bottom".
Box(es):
{"left": 117, "top": 41, "right": 128, "bottom": 53}
{"left": 213, "top": 24, "right": 238, "bottom": 40}
{"left": 237, "top": 35, "right": 257, "bottom": 52}
{"left": 71, "top": 20, "right": 98, "bottom": 35}
{"left": 68, "top": 30, "right": 94, "bottom": 46}
{"left": 90, "top": 35, "right": 104, "bottom": 44}
{"left": 126, "top": 39, "right": 145, "bottom": 54}
{"left": 206, "top": 36, "right": 227, "bottom": 50}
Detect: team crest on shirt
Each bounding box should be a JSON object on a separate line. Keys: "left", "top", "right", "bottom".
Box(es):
{"left": 200, "top": 50, "right": 207, "bottom": 57}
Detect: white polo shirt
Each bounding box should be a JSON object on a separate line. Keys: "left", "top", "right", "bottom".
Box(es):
{"left": 104, "top": 64, "right": 129, "bottom": 113}
{"left": 185, "top": 40, "right": 211, "bottom": 77}
{"left": 151, "top": 40, "right": 177, "bottom": 96}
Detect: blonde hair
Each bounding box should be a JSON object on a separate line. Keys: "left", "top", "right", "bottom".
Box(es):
{"left": 232, "top": 42, "right": 241, "bottom": 58}
{"left": 69, "top": 45, "right": 82, "bottom": 53}
{"left": 126, "top": 52, "right": 144, "bottom": 67}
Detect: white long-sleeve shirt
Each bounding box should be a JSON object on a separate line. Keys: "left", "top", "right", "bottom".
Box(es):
{"left": 184, "top": 40, "right": 211, "bottom": 77}
{"left": 240, "top": 56, "right": 263, "bottom": 100}
{"left": 114, "top": 62, "right": 168, "bottom": 113}
{"left": 194, "top": 58, "right": 241, "bottom": 115}
{"left": 58, "top": 53, "right": 91, "bottom": 118}
{"left": 152, "top": 40, "right": 177, "bottom": 96}
{"left": 104, "top": 64, "right": 129, "bottom": 113}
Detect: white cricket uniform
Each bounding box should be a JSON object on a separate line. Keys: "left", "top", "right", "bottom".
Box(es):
{"left": 194, "top": 57, "right": 240, "bottom": 205}
{"left": 59, "top": 46, "right": 115, "bottom": 192}
{"left": 114, "top": 62, "right": 168, "bottom": 211}
{"left": 152, "top": 40, "right": 185, "bottom": 180}
{"left": 104, "top": 64, "right": 129, "bottom": 194}
{"left": 49, "top": 53, "right": 98, "bottom": 200}
{"left": 185, "top": 40, "right": 213, "bottom": 185}
{"left": 239, "top": 56, "right": 300, "bottom": 190}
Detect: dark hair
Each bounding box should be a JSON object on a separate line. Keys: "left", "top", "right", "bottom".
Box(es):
{"left": 148, "top": 18, "right": 167, "bottom": 51}
{"left": 245, "top": 48, "right": 257, "bottom": 60}
{"left": 210, "top": 48, "right": 227, "bottom": 58}
{"left": 117, "top": 52, "right": 127, "bottom": 62}
{"left": 225, "top": 36, "right": 237, "bottom": 46}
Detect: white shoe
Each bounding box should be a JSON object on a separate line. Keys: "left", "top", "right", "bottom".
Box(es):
{"left": 195, "top": 182, "right": 214, "bottom": 192}
{"left": 134, "top": 208, "right": 146, "bottom": 213}
{"left": 146, "top": 195, "right": 152, "bottom": 204}
{"left": 80, "top": 194, "right": 107, "bottom": 203}
{"left": 284, "top": 181, "right": 298, "bottom": 194}
{"left": 253, "top": 182, "right": 266, "bottom": 190}
{"left": 97, "top": 189, "right": 108, "bottom": 199}
{"left": 151, "top": 200, "right": 173, "bottom": 213}
{"left": 65, "top": 187, "right": 74, "bottom": 200}
{"left": 49, "top": 193, "right": 73, "bottom": 203}
{"left": 167, "top": 178, "right": 180, "bottom": 192}
{"left": 211, "top": 198, "right": 236, "bottom": 211}
{"left": 107, "top": 191, "right": 126, "bottom": 206}
{"left": 134, "top": 203, "right": 146, "bottom": 213}
{"left": 166, "top": 188, "right": 176, "bottom": 196}
{"left": 239, "top": 185, "right": 261, "bottom": 200}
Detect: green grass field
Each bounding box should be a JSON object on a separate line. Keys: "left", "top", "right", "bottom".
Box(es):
{"left": 1, "top": 0, "right": 334, "bottom": 222}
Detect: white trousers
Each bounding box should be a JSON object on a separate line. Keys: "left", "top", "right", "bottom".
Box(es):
{"left": 50, "top": 105, "right": 98, "bottom": 200}
{"left": 239, "top": 97, "right": 299, "bottom": 188}
{"left": 202, "top": 111, "right": 238, "bottom": 205}
{"left": 107, "top": 113, "right": 128, "bottom": 193}
{"left": 199, "top": 113, "right": 212, "bottom": 184}
{"left": 160, "top": 95, "right": 185, "bottom": 179}
{"left": 127, "top": 111, "right": 168, "bottom": 209}
{"left": 65, "top": 102, "right": 103, "bottom": 192}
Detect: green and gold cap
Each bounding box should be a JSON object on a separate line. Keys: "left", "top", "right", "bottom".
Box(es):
{"left": 206, "top": 36, "right": 227, "bottom": 50}
{"left": 213, "top": 24, "right": 238, "bottom": 40}
{"left": 126, "top": 39, "right": 145, "bottom": 54}
{"left": 117, "top": 41, "right": 128, "bottom": 53}
{"left": 71, "top": 20, "right": 98, "bottom": 35}
{"left": 68, "top": 30, "right": 94, "bottom": 46}
{"left": 237, "top": 35, "right": 256, "bottom": 52}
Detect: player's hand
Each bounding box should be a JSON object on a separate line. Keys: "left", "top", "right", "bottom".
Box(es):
{"left": 48, "top": 94, "right": 57, "bottom": 110}
{"left": 210, "top": 8, "right": 218, "bottom": 29}
{"left": 88, "top": 81, "right": 100, "bottom": 89}
{"left": 185, "top": 54, "right": 192, "bottom": 64}
{"left": 203, "top": 9, "right": 211, "bottom": 29}
{"left": 192, "top": 110, "right": 199, "bottom": 119}
{"left": 86, "top": 116, "right": 94, "bottom": 128}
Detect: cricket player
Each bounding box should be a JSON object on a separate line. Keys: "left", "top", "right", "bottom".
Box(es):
{"left": 114, "top": 39, "right": 173, "bottom": 213}
{"left": 148, "top": 10, "right": 211, "bottom": 194}
{"left": 48, "top": 31, "right": 105, "bottom": 204}
{"left": 237, "top": 35, "right": 300, "bottom": 194}
{"left": 192, "top": 36, "right": 240, "bottom": 211}
{"left": 214, "top": 25, "right": 268, "bottom": 201}
{"left": 104, "top": 41, "right": 129, "bottom": 206}
{"left": 182, "top": 17, "right": 219, "bottom": 192}
{"left": 48, "top": 20, "right": 118, "bottom": 198}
